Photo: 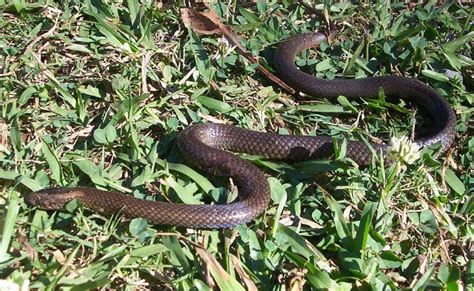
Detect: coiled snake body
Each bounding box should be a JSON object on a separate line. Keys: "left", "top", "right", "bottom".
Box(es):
{"left": 26, "top": 33, "right": 456, "bottom": 228}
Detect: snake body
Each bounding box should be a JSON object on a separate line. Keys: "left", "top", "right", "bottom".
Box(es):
{"left": 26, "top": 33, "right": 456, "bottom": 228}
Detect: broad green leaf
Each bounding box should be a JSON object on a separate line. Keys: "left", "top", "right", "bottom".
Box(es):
{"left": 238, "top": 7, "right": 260, "bottom": 24}
{"left": 129, "top": 244, "right": 167, "bottom": 260}
{"left": 73, "top": 159, "right": 107, "bottom": 187}
{"left": 94, "top": 125, "right": 117, "bottom": 144}
{"left": 66, "top": 44, "right": 92, "bottom": 54}
{"left": 353, "top": 202, "right": 374, "bottom": 252}
{"left": 188, "top": 30, "right": 214, "bottom": 84}
{"left": 442, "top": 31, "right": 474, "bottom": 53}
{"left": 0, "top": 192, "right": 20, "bottom": 263}
{"left": 379, "top": 251, "right": 403, "bottom": 269}
{"left": 269, "top": 177, "right": 288, "bottom": 237}
{"left": 0, "top": 171, "right": 20, "bottom": 180}
{"left": 337, "top": 95, "right": 358, "bottom": 113}
{"left": 323, "top": 194, "right": 351, "bottom": 239}
{"left": 129, "top": 218, "right": 148, "bottom": 236}
{"left": 277, "top": 225, "right": 324, "bottom": 260}
{"left": 162, "top": 236, "right": 191, "bottom": 271}
{"left": 196, "top": 96, "right": 232, "bottom": 113}
{"left": 127, "top": 0, "right": 140, "bottom": 24}
{"left": 316, "top": 58, "right": 332, "bottom": 72}
{"left": 41, "top": 141, "right": 62, "bottom": 184}
{"left": 443, "top": 51, "right": 463, "bottom": 70}
{"left": 346, "top": 38, "right": 365, "bottom": 72}
{"left": 297, "top": 104, "right": 348, "bottom": 113}
{"left": 9, "top": 117, "right": 21, "bottom": 152}
{"left": 19, "top": 86, "right": 37, "bottom": 106}
{"left": 440, "top": 169, "right": 465, "bottom": 195}
{"left": 155, "top": 160, "right": 214, "bottom": 193}
{"left": 467, "top": 260, "right": 474, "bottom": 288}
{"left": 78, "top": 85, "right": 101, "bottom": 98}
{"left": 164, "top": 176, "right": 202, "bottom": 204}
{"left": 413, "top": 266, "right": 435, "bottom": 290}
{"left": 421, "top": 69, "right": 449, "bottom": 82}
{"left": 438, "top": 264, "right": 461, "bottom": 285}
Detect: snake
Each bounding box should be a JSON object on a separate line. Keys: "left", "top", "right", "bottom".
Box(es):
{"left": 26, "top": 33, "right": 456, "bottom": 228}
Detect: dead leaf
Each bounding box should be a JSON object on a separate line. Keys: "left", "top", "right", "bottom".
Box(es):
{"left": 181, "top": 8, "right": 220, "bottom": 35}
{"left": 67, "top": 124, "right": 94, "bottom": 140}
{"left": 180, "top": 6, "right": 296, "bottom": 94}
{"left": 195, "top": 247, "right": 230, "bottom": 280}
{"left": 195, "top": 247, "right": 229, "bottom": 289}
{"left": 53, "top": 249, "right": 66, "bottom": 264}
{"left": 230, "top": 254, "right": 258, "bottom": 291}
{"left": 299, "top": 217, "right": 324, "bottom": 229}
{"left": 0, "top": 121, "right": 8, "bottom": 148}
{"left": 288, "top": 269, "right": 307, "bottom": 291}
{"left": 18, "top": 234, "right": 37, "bottom": 261}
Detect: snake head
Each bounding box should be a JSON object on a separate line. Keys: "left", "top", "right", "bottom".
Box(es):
{"left": 26, "top": 188, "right": 84, "bottom": 210}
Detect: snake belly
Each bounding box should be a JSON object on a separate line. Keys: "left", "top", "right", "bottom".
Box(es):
{"left": 26, "top": 33, "right": 456, "bottom": 228}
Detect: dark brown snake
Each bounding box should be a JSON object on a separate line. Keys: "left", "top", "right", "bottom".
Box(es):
{"left": 26, "top": 33, "right": 456, "bottom": 228}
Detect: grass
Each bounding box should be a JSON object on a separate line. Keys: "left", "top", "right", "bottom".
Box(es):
{"left": 0, "top": 1, "right": 472, "bottom": 290}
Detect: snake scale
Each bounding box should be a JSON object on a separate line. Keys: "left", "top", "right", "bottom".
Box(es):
{"left": 26, "top": 33, "right": 456, "bottom": 228}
